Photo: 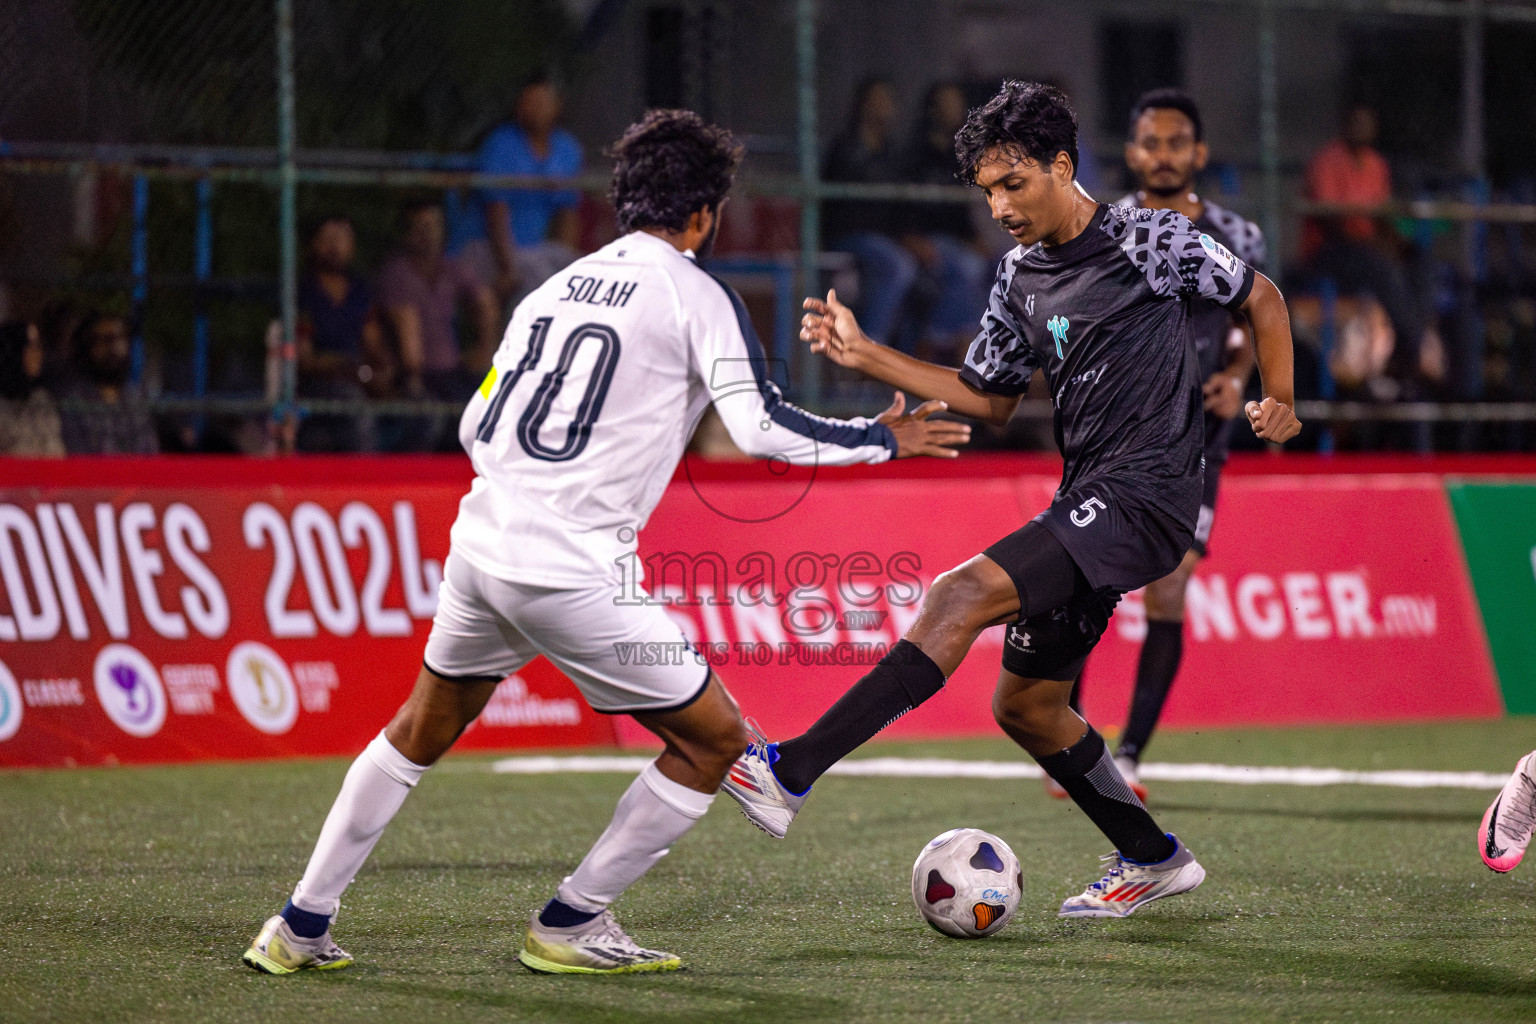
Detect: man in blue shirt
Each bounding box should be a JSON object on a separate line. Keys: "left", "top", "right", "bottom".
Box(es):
{"left": 466, "top": 72, "right": 584, "bottom": 308}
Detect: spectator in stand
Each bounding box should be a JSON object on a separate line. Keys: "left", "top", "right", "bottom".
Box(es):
{"left": 36, "top": 297, "right": 89, "bottom": 391}
{"left": 0, "top": 319, "right": 65, "bottom": 457}
{"left": 378, "top": 200, "right": 498, "bottom": 448}
{"left": 58, "top": 312, "right": 158, "bottom": 455}
{"left": 899, "top": 81, "right": 992, "bottom": 358}
{"left": 1302, "top": 103, "right": 1425, "bottom": 397}
{"left": 459, "top": 71, "right": 584, "bottom": 309}
{"left": 823, "top": 77, "right": 917, "bottom": 348}
{"left": 297, "top": 214, "right": 389, "bottom": 452}
{"left": 1304, "top": 105, "right": 1391, "bottom": 256}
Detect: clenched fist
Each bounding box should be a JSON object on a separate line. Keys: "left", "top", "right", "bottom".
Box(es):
{"left": 1245, "top": 396, "right": 1301, "bottom": 443}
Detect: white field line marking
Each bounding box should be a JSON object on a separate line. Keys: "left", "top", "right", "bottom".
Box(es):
{"left": 488, "top": 755, "right": 1510, "bottom": 790}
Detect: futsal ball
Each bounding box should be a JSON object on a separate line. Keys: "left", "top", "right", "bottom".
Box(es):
{"left": 910, "top": 828, "right": 1022, "bottom": 938}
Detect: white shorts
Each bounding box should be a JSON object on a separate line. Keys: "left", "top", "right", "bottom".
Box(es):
{"left": 423, "top": 553, "right": 711, "bottom": 715}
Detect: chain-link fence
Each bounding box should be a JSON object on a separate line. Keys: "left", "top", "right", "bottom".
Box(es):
{"left": 1, "top": 0, "right": 579, "bottom": 454}
{"left": 1, "top": 0, "right": 575, "bottom": 147}
{"left": 3, "top": 0, "right": 1536, "bottom": 455}
{"left": 2, "top": 0, "right": 276, "bottom": 147}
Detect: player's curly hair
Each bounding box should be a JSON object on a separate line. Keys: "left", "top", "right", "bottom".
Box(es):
{"left": 954, "top": 80, "right": 1079, "bottom": 186}
{"left": 608, "top": 110, "right": 744, "bottom": 235}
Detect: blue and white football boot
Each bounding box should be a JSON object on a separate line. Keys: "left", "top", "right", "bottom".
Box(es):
{"left": 1058, "top": 834, "right": 1205, "bottom": 918}
{"left": 719, "top": 720, "right": 807, "bottom": 839}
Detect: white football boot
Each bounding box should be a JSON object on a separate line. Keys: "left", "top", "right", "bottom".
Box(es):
{"left": 518, "top": 908, "right": 681, "bottom": 974}
{"left": 1058, "top": 834, "right": 1205, "bottom": 918}
{"left": 719, "top": 720, "right": 807, "bottom": 839}
{"left": 242, "top": 914, "right": 353, "bottom": 974}
{"left": 1481, "top": 751, "right": 1536, "bottom": 873}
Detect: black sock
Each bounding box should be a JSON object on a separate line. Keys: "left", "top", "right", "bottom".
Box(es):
{"left": 1036, "top": 728, "right": 1175, "bottom": 863}
{"left": 773, "top": 639, "right": 945, "bottom": 795}
{"left": 1117, "top": 620, "right": 1184, "bottom": 762}
{"left": 538, "top": 897, "right": 601, "bottom": 929}
{"left": 280, "top": 899, "right": 331, "bottom": 939}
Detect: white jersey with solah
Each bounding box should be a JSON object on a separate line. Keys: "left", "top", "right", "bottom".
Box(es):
{"left": 450, "top": 230, "right": 896, "bottom": 587}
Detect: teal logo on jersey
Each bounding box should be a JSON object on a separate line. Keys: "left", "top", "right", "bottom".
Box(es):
{"left": 1199, "top": 233, "right": 1242, "bottom": 277}
{"left": 1047, "top": 315, "right": 1070, "bottom": 358}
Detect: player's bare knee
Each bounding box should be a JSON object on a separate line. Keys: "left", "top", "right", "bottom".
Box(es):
{"left": 1148, "top": 557, "right": 1198, "bottom": 619}
{"left": 926, "top": 565, "right": 1010, "bottom": 632}
{"left": 992, "top": 690, "right": 1042, "bottom": 738}
{"left": 1143, "top": 577, "right": 1187, "bottom": 620}
{"left": 993, "top": 686, "right": 1072, "bottom": 745}
{"left": 991, "top": 690, "right": 1017, "bottom": 731}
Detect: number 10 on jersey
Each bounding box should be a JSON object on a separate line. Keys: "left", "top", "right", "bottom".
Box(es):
{"left": 476, "top": 316, "right": 622, "bottom": 462}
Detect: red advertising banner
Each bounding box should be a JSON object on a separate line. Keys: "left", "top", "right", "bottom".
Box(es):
{"left": 0, "top": 456, "right": 1506, "bottom": 769}
{"left": 612, "top": 469, "right": 1032, "bottom": 748}
{"left": 616, "top": 469, "right": 1503, "bottom": 748}
{"left": 0, "top": 471, "right": 615, "bottom": 768}
{"left": 1078, "top": 474, "right": 1504, "bottom": 729}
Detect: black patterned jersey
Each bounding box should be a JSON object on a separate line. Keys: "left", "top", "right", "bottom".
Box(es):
{"left": 960, "top": 202, "right": 1255, "bottom": 542}
{"left": 1115, "top": 195, "right": 1267, "bottom": 464}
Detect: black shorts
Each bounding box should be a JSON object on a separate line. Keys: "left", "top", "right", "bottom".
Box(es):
{"left": 985, "top": 475, "right": 1195, "bottom": 681}
{"left": 999, "top": 581, "right": 1122, "bottom": 681}
{"left": 983, "top": 521, "right": 1123, "bottom": 683}
{"left": 1033, "top": 479, "right": 1194, "bottom": 593}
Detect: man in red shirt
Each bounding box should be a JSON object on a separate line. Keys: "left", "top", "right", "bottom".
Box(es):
{"left": 1303, "top": 105, "right": 1392, "bottom": 257}
{"left": 1302, "top": 105, "right": 1424, "bottom": 385}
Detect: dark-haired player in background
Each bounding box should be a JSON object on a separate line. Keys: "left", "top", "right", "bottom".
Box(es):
{"left": 242, "top": 110, "right": 965, "bottom": 979}
{"left": 723, "top": 81, "right": 1300, "bottom": 919}
{"left": 1051, "top": 88, "right": 1270, "bottom": 801}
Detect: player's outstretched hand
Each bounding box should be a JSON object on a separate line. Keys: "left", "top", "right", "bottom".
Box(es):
{"left": 801, "top": 289, "right": 875, "bottom": 371}
{"left": 875, "top": 391, "right": 972, "bottom": 458}
{"left": 1245, "top": 396, "right": 1301, "bottom": 443}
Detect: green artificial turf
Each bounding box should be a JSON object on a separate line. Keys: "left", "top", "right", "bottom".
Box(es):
{"left": 4, "top": 720, "right": 1536, "bottom": 1024}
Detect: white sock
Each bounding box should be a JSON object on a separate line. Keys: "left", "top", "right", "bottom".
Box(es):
{"left": 555, "top": 761, "right": 715, "bottom": 913}
{"left": 290, "top": 731, "right": 428, "bottom": 916}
